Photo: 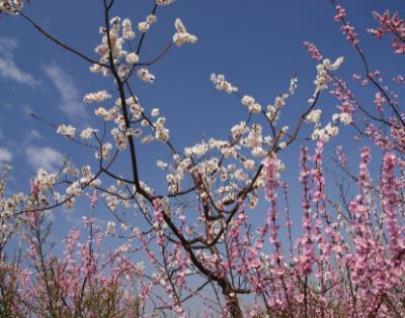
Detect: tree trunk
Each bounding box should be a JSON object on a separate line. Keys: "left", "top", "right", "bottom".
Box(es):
{"left": 226, "top": 294, "right": 243, "bottom": 318}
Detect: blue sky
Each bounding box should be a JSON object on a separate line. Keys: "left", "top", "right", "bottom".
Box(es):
{"left": 0, "top": 0, "right": 404, "bottom": 237}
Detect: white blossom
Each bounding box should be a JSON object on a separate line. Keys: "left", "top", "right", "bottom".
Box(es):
{"left": 210, "top": 73, "right": 238, "bottom": 94}
{"left": 241, "top": 95, "right": 262, "bottom": 113}
{"left": 83, "top": 90, "right": 112, "bottom": 103}
{"left": 156, "top": 0, "right": 175, "bottom": 5}
{"left": 156, "top": 160, "right": 168, "bottom": 169}
{"left": 334, "top": 112, "right": 352, "bottom": 125}
{"left": 278, "top": 142, "right": 287, "bottom": 149}
{"left": 126, "top": 52, "right": 139, "bottom": 64}
{"left": 80, "top": 127, "right": 98, "bottom": 140}
{"left": 122, "top": 18, "right": 136, "bottom": 40}
{"left": 57, "top": 124, "right": 76, "bottom": 138}
{"left": 137, "top": 68, "right": 155, "bottom": 83}
{"left": 306, "top": 109, "right": 322, "bottom": 124}
{"left": 106, "top": 221, "right": 116, "bottom": 235}
{"left": 95, "top": 143, "right": 113, "bottom": 159}
{"left": 314, "top": 57, "right": 344, "bottom": 92}
{"left": 173, "top": 18, "right": 198, "bottom": 46}
{"left": 151, "top": 108, "right": 160, "bottom": 117}
{"left": 311, "top": 122, "right": 339, "bottom": 143}
{"left": 138, "top": 15, "right": 157, "bottom": 33}
{"left": 111, "top": 128, "right": 128, "bottom": 150}
{"left": 95, "top": 107, "right": 114, "bottom": 121}
{"left": 0, "top": 0, "right": 23, "bottom": 15}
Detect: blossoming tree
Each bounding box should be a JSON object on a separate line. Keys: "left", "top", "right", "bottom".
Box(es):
{"left": 0, "top": 0, "right": 404, "bottom": 317}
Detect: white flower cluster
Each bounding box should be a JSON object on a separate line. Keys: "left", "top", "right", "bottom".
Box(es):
{"left": 305, "top": 109, "right": 322, "bottom": 124}
{"left": 173, "top": 18, "right": 198, "bottom": 46}
{"left": 156, "top": 0, "right": 175, "bottom": 5}
{"left": 266, "top": 76, "right": 298, "bottom": 123}
{"left": 241, "top": 95, "right": 262, "bottom": 113}
{"left": 332, "top": 112, "right": 352, "bottom": 126}
{"left": 243, "top": 125, "right": 267, "bottom": 157}
{"left": 0, "top": 0, "right": 23, "bottom": 15}
{"left": 66, "top": 181, "right": 81, "bottom": 197}
{"left": 230, "top": 121, "right": 247, "bottom": 140}
{"left": 56, "top": 124, "right": 76, "bottom": 138}
{"left": 127, "top": 96, "right": 144, "bottom": 120}
{"left": 126, "top": 52, "right": 139, "bottom": 64}
{"left": 122, "top": 18, "right": 136, "bottom": 40}
{"left": 83, "top": 90, "right": 112, "bottom": 103}
{"left": 138, "top": 14, "right": 157, "bottom": 33}
{"left": 27, "top": 168, "right": 58, "bottom": 206}
{"left": 154, "top": 117, "right": 170, "bottom": 142}
{"left": 314, "top": 57, "right": 344, "bottom": 92}
{"left": 288, "top": 77, "right": 299, "bottom": 95}
{"left": 95, "top": 143, "right": 113, "bottom": 160}
{"left": 185, "top": 141, "right": 209, "bottom": 158}
{"left": 311, "top": 123, "right": 339, "bottom": 143}
{"left": 80, "top": 127, "right": 98, "bottom": 140}
{"left": 306, "top": 109, "right": 351, "bottom": 143}
{"left": 210, "top": 73, "right": 238, "bottom": 94}
{"left": 95, "top": 107, "right": 115, "bottom": 121}
{"left": 137, "top": 68, "right": 155, "bottom": 83}
{"left": 33, "top": 169, "right": 58, "bottom": 193}
{"left": 151, "top": 108, "right": 160, "bottom": 117}
{"left": 111, "top": 127, "right": 128, "bottom": 150}
{"left": 106, "top": 221, "right": 116, "bottom": 235}
{"left": 62, "top": 166, "right": 101, "bottom": 208}
{"left": 90, "top": 17, "right": 139, "bottom": 78}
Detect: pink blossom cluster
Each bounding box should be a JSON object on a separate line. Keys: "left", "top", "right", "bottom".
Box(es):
{"left": 368, "top": 11, "right": 405, "bottom": 54}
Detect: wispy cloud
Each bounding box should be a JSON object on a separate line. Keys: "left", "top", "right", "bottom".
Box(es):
{"left": 26, "top": 146, "right": 64, "bottom": 171}
{"left": 0, "top": 148, "right": 12, "bottom": 162}
{"left": 44, "top": 64, "right": 87, "bottom": 119}
{"left": 0, "top": 37, "right": 39, "bottom": 86}
{"left": 24, "top": 129, "right": 42, "bottom": 144}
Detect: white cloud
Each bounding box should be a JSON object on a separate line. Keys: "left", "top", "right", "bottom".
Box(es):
{"left": 24, "top": 129, "right": 42, "bottom": 144}
{"left": 44, "top": 64, "right": 87, "bottom": 119}
{"left": 0, "top": 37, "right": 39, "bottom": 86}
{"left": 0, "top": 148, "right": 12, "bottom": 161}
{"left": 21, "top": 103, "right": 34, "bottom": 117}
{"left": 26, "top": 146, "right": 64, "bottom": 171}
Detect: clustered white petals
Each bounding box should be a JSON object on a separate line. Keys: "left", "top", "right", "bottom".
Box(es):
{"left": 241, "top": 95, "right": 262, "bottom": 113}
{"left": 111, "top": 128, "right": 128, "bottom": 150}
{"left": 311, "top": 123, "right": 339, "bottom": 143}
{"left": 106, "top": 221, "right": 116, "bottom": 235}
{"left": 0, "top": 0, "right": 23, "bottom": 15}
{"left": 138, "top": 15, "right": 157, "bottom": 33}
{"left": 137, "top": 68, "right": 156, "bottom": 83}
{"left": 156, "top": 0, "right": 175, "bottom": 5}
{"left": 126, "top": 52, "right": 140, "bottom": 64}
{"left": 154, "top": 117, "right": 170, "bottom": 142}
{"left": 314, "top": 57, "right": 344, "bottom": 92}
{"left": 90, "top": 17, "right": 141, "bottom": 78}
{"left": 231, "top": 121, "right": 247, "bottom": 140}
{"left": 57, "top": 124, "right": 76, "bottom": 138}
{"left": 95, "top": 143, "right": 113, "bottom": 160}
{"left": 306, "top": 109, "right": 322, "bottom": 124}
{"left": 265, "top": 77, "right": 298, "bottom": 123}
{"left": 83, "top": 90, "right": 112, "bottom": 103}
{"left": 210, "top": 73, "right": 239, "bottom": 94}
{"left": 80, "top": 127, "right": 98, "bottom": 140}
{"left": 122, "top": 18, "right": 136, "bottom": 40}
{"left": 151, "top": 108, "right": 160, "bottom": 117}
{"left": 332, "top": 112, "right": 352, "bottom": 125}
{"left": 173, "top": 18, "right": 198, "bottom": 46}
